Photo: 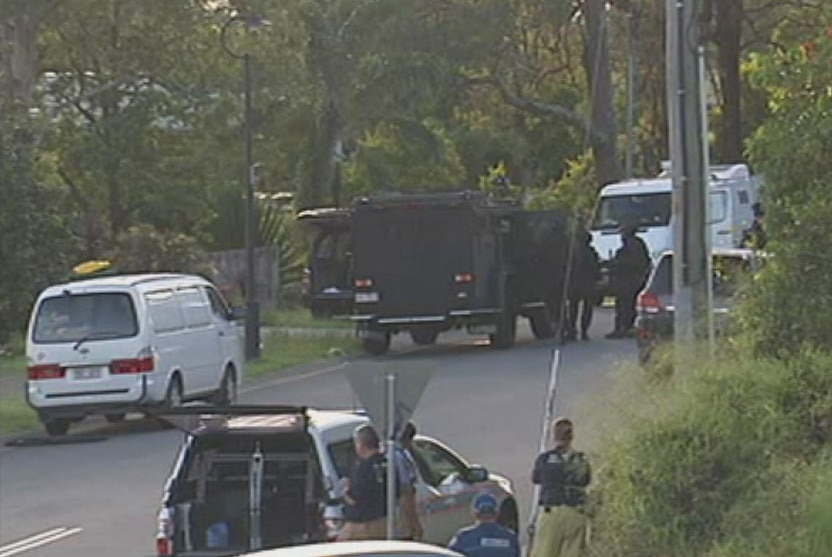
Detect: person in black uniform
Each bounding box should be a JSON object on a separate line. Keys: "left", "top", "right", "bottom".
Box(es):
{"left": 338, "top": 425, "right": 397, "bottom": 540}
{"left": 563, "top": 231, "right": 601, "bottom": 342}
{"left": 607, "top": 223, "right": 651, "bottom": 339}
{"left": 529, "top": 418, "right": 591, "bottom": 557}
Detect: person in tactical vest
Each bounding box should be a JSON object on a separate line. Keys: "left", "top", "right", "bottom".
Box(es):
{"left": 529, "top": 417, "right": 591, "bottom": 557}
{"left": 563, "top": 231, "right": 601, "bottom": 342}
{"left": 448, "top": 492, "right": 520, "bottom": 557}
{"left": 607, "top": 223, "right": 651, "bottom": 339}
{"left": 338, "top": 425, "right": 399, "bottom": 540}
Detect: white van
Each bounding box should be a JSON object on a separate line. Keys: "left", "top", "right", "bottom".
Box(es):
{"left": 26, "top": 273, "right": 243, "bottom": 436}
{"left": 590, "top": 163, "right": 760, "bottom": 294}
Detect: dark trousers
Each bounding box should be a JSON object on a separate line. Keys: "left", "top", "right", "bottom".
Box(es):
{"left": 566, "top": 294, "right": 594, "bottom": 338}
{"left": 614, "top": 288, "right": 639, "bottom": 332}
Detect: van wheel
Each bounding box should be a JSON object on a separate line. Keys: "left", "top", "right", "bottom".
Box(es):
{"left": 165, "top": 376, "right": 184, "bottom": 408}
{"left": 44, "top": 418, "right": 70, "bottom": 437}
{"left": 215, "top": 369, "right": 237, "bottom": 406}
{"left": 105, "top": 413, "right": 126, "bottom": 423}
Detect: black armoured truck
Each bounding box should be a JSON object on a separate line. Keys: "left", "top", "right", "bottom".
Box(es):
{"left": 348, "top": 191, "right": 569, "bottom": 355}
{"left": 296, "top": 208, "right": 354, "bottom": 318}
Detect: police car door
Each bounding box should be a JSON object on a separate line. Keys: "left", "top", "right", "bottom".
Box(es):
{"left": 410, "top": 439, "right": 473, "bottom": 543}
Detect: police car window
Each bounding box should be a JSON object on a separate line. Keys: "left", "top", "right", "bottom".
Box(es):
{"left": 411, "top": 439, "right": 466, "bottom": 487}
{"left": 328, "top": 439, "right": 358, "bottom": 478}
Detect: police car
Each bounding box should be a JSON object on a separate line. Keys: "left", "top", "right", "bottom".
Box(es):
{"left": 155, "top": 406, "right": 517, "bottom": 556}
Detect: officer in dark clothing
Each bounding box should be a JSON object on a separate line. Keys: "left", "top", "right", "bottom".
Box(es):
{"left": 448, "top": 493, "right": 520, "bottom": 557}
{"left": 530, "top": 418, "right": 591, "bottom": 557}
{"left": 339, "top": 425, "right": 397, "bottom": 540}
{"left": 607, "top": 223, "right": 651, "bottom": 339}
{"left": 741, "top": 202, "right": 767, "bottom": 250}
{"left": 564, "top": 231, "right": 601, "bottom": 342}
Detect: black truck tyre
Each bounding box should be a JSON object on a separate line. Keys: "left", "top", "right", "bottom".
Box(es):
{"left": 490, "top": 311, "right": 517, "bottom": 349}
{"left": 363, "top": 332, "right": 391, "bottom": 356}
{"left": 529, "top": 306, "right": 556, "bottom": 340}
{"left": 44, "top": 418, "right": 70, "bottom": 437}
{"left": 410, "top": 329, "right": 439, "bottom": 346}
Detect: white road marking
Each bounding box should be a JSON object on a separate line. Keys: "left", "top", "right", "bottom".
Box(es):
{"left": 0, "top": 527, "right": 82, "bottom": 557}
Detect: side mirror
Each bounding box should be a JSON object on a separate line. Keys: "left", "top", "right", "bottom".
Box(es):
{"left": 464, "top": 465, "right": 489, "bottom": 484}
{"left": 230, "top": 306, "right": 246, "bottom": 321}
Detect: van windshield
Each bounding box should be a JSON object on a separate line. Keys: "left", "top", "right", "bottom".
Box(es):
{"left": 592, "top": 192, "right": 672, "bottom": 231}
{"left": 33, "top": 292, "right": 138, "bottom": 343}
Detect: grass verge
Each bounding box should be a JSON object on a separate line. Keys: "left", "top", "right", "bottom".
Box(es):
{"left": 246, "top": 332, "right": 360, "bottom": 379}
{"left": 261, "top": 307, "right": 353, "bottom": 330}
{"left": 0, "top": 397, "right": 38, "bottom": 436}
{"left": 0, "top": 355, "right": 25, "bottom": 380}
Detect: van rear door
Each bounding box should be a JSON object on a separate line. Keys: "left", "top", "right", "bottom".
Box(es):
{"left": 27, "top": 290, "right": 150, "bottom": 409}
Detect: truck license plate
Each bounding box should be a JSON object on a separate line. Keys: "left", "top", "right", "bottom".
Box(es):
{"left": 355, "top": 292, "right": 379, "bottom": 303}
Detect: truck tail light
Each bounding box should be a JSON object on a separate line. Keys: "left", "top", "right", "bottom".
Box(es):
{"left": 454, "top": 273, "right": 474, "bottom": 284}
{"left": 27, "top": 364, "right": 66, "bottom": 380}
{"left": 355, "top": 278, "right": 373, "bottom": 288}
{"left": 156, "top": 536, "right": 172, "bottom": 556}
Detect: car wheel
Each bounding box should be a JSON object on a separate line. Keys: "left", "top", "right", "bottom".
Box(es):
{"left": 215, "top": 368, "right": 237, "bottom": 406}
{"left": 490, "top": 312, "right": 517, "bottom": 349}
{"left": 105, "top": 413, "right": 126, "bottom": 423}
{"left": 497, "top": 499, "right": 519, "bottom": 533}
{"left": 528, "top": 307, "right": 555, "bottom": 340}
{"left": 165, "top": 376, "right": 184, "bottom": 408}
{"left": 44, "top": 418, "right": 70, "bottom": 437}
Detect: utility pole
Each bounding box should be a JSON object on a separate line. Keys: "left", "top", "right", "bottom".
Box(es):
{"left": 666, "top": 0, "right": 712, "bottom": 358}
{"left": 625, "top": 11, "right": 638, "bottom": 179}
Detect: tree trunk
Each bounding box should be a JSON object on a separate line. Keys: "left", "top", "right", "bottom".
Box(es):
{"left": 584, "top": 0, "right": 621, "bottom": 185}
{"left": 713, "top": 0, "right": 743, "bottom": 163}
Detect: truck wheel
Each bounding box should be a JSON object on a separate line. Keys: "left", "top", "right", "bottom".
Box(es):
{"left": 44, "top": 418, "right": 70, "bottom": 437}
{"left": 363, "top": 333, "right": 391, "bottom": 356}
{"left": 410, "top": 329, "right": 439, "bottom": 346}
{"left": 529, "top": 307, "right": 555, "bottom": 340}
{"left": 490, "top": 312, "right": 517, "bottom": 349}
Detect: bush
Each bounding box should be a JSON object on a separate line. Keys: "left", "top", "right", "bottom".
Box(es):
{"left": 590, "top": 348, "right": 832, "bottom": 556}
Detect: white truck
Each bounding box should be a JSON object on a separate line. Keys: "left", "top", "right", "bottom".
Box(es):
{"left": 590, "top": 163, "right": 762, "bottom": 296}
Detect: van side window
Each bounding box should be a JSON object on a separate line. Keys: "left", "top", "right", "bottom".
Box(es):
{"left": 204, "top": 287, "right": 232, "bottom": 321}
{"left": 145, "top": 290, "right": 185, "bottom": 333}
{"left": 177, "top": 287, "right": 212, "bottom": 328}
{"left": 737, "top": 190, "right": 750, "bottom": 205}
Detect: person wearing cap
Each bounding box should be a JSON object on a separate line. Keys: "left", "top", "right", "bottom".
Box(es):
{"left": 393, "top": 421, "right": 424, "bottom": 541}
{"left": 530, "top": 417, "right": 591, "bottom": 557}
{"left": 448, "top": 493, "right": 520, "bottom": 557}
{"left": 338, "top": 424, "right": 398, "bottom": 541}
{"left": 607, "top": 223, "right": 650, "bottom": 339}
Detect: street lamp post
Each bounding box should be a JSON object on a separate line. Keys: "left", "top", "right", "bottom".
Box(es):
{"left": 221, "top": 15, "right": 265, "bottom": 360}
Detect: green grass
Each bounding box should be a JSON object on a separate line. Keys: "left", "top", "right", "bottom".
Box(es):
{"left": 0, "top": 397, "right": 38, "bottom": 435}
{"left": 261, "top": 307, "right": 353, "bottom": 330}
{"left": 246, "top": 332, "right": 360, "bottom": 379}
{"left": 0, "top": 355, "right": 25, "bottom": 379}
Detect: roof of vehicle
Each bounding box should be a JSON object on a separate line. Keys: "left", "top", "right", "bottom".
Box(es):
{"left": 655, "top": 247, "right": 760, "bottom": 260}
{"left": 39, "top": 273, "right": 211, "bottom": 296}
{"left": 246, "top": 540, "right": 462, "bottom": 557}
{"left": 599, "top": 177, "right": 673, "bottom": 196}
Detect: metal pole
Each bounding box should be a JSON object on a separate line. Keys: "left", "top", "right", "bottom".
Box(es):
{"left": 385, "top": 373, "right": 397, "bottom": 540}
{"left": 244, "top": 52, "right": 261, "bottom": 360}
{"left": 667, "top": 0, "right": 709, "bottom": 364}
{"left": 625, "top": 13, "right": 635, "bottom": 180}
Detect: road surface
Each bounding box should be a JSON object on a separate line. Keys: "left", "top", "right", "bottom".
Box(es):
{"left": 0, "top": 309, "right": 635, "bottom": 557}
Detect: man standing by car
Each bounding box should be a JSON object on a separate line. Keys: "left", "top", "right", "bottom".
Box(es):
{"left": 530, "top": 418, "right": 591, "bottom": 557}
{"left": 339, "top": 425, "right": 397, "bottom": 541}
{"left": 607, "top": 223, "right": 651, "bottom": 339}
{"left": 564, "top": 231, "right": 601, "bottom": 342}
{"left": 448, "top": 493, "right": 520, "bottom": 557}
{"left": 394, "top": 421, "right": 424, "bottom": 541}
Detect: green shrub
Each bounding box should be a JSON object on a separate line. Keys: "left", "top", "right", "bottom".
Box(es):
{"left": 591, "top": 349, "right": 832, "bottom": 556}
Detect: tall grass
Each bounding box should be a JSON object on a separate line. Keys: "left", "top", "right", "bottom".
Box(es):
{"left": 588, "top": 346, "right": 832, "bottom": 557}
